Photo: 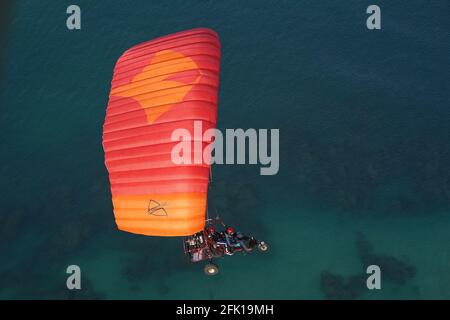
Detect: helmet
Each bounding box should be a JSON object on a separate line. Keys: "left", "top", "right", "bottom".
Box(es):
{"left": 207, "top": 226, "right": 215, "bottom": 234}
{"left": 226, "top": 227, "right": 235, "bottom": 235}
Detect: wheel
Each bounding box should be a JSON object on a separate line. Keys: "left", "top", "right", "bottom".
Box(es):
{"left": 204, "top": 263, "right": 219, "bottom": 276}
{"left": 258, "top": 241, "right": 269, "bottom": 253}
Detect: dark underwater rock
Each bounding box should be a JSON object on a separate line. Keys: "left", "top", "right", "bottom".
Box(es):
{"left": 363, "top": 254, "right": 416, "bottom": 285}
{"left": 44, "top": 219, "right": 93, "bottom": 258}
{"left": 355, "top": 232, "right": 374, "bottom": 264}
{"left": 286, "top": 121, "right": 450, "bottom": 216}
{"left": 321, "top": 232, "right": 417, "bottom": 299}
{"left": 157, "top": 283, "right": 170, "bottom": 296}
{"left": 55, "top": 277, "right": 106, "bottom": 300}
{"left": 208, "top": 180, "right": 267, "bottom": 236}
{"left": 0, "top": 208, "right": 26, "bottom": 242}
{"left": 355, "top": 232, "right": 416, "bottom": 285}
{"left": 320, "top": 271, "right": 365, "bottom": 300}
{"left": 121, "top": 254, "right": 153, "bottom": 282}
{"left": 209, "top": 180, "right": 260, "bottom": 214}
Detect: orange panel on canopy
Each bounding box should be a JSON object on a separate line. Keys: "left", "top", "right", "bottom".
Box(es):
{"left": 102, "top": 28, "right": 221, "bottom": 236}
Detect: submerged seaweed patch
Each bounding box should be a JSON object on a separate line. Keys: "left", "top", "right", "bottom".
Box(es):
{"left": 320, "top": 271, "right": 366, "bottom": 300}
{"left": 320, "top": 232, "right": 417, "bottom": 299}
{"left": 356, "top": 232, "right": 416, "bottom": 285}
{"left": 285, "top": 118, "right": 450, "bottom": 215}
{"left": 208, "top": 179, "right": 267, "bottom": 237}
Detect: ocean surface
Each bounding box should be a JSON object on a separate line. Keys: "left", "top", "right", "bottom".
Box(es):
{"left": 0, "top": 0, "right": 449, "bottom": 299}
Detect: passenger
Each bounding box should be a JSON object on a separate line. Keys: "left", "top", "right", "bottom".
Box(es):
{"left": 225, "top": 227, "right": 254, "bottom": 252}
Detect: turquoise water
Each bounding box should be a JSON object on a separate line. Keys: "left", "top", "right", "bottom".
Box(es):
{"left": 1, "top": 0, "right": 449, "bottom": 299}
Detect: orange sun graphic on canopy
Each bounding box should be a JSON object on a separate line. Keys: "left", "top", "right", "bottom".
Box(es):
{"left": 110, "top": 49, "right": 201, "bottom": 125}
